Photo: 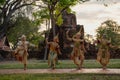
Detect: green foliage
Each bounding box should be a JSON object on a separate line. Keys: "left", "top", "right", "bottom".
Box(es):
{"left": 35, "top": 0, "right": 89, "bottom": 27}
{"left": 0, "top": 74, "right": 120, "bottom": 80}
{"left": 54, "top": 2, "right": 75, "bottom": 26}
{"left": 7, "top": 16, "right": 43, "bottom": 46}
{"left": 56, "top": 15, "right": 63, "bottom": 26}
{"left": 96, "top": 20, "right": 120, "bottom": 46}
{"left": 0, "top": 59, "right": 120, "bottom": 69}
{"left": 0, "top": 0, "right": 4, "bottom": 5}
{"left": 33, "top": 8, "right": 50, "bottom": 26}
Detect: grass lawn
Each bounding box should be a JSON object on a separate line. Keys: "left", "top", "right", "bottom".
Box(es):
{"left": 0, "top": 59, "right": 120, "bottom": 80}
{"left": 0, "top": 59, "right": 120, "bottom": 69}
{"left": 0, "top": 74, "right": 120, "bottom": 80}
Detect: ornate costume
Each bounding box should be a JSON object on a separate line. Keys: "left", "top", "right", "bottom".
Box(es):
{"left": 14, "top": 35, "right": 34, "bottom": 70}
{"left": 97, "top": 34, "right": 112, "bottom": 69}
{"left": 46, "top": 35, "right": 61, "bottom": 69}
{"left": 66, "top": 28, "right": 86, "bottom": 69}
{"left": 15, "top": 40, "right": 29, "bottom": 64}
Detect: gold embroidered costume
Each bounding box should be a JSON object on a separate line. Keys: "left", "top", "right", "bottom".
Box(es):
{"left": 97, "top": 34, "right": 112, "bottom": 70}
{"left": 14, "top": 35, "right": 34, "bottom": 70}
{"left": 46, "top": 35, "right": 61, "bottom": 69}
{"left": 66, "top": 28, "right": 86, "bottom": 69}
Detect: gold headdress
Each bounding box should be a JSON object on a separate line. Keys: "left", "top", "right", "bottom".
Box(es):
{"left": 53, "top": 34, "right": 59, "bottom": 42}
{"left": 102, "top": 33, "right": 107, "bottom": 39}
{"left": 75, "top": 28, "right": 82, "bottom": 36}
{"left": 21, "top": 35, "right": 26, "bottom": 38}
{"left": 20, "top": 35, "right": 26, "bottom": 40}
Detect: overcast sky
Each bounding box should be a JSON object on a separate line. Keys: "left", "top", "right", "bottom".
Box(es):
{"left": 72, "top": 0, "right": 120, "bottom": 38}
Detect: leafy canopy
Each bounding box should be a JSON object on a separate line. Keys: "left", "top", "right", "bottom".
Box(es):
{"left": 96, "top": 20, "right": 120, "bottom": 46}
{"left": 7, "top": 16, "right": 44, "bottom": 46}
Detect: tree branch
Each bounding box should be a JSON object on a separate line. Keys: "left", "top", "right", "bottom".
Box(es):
{"left": 13, "top": 2, "right": 33, "bottom": 11}
{"left": 34, "top": 5, "right": 47, "bottom": 8}
{"left": 0, "top": 0, "right": 11, "bottom": 19}
{"left": 0, "top": 7, "right": 2, "bottom": 10}
{"left": 52, "top": 0, "right": 58, "bottom": 6}
{"left": 10, "top": 0, "right": 20, "bottom": 11}
{"left": 56, "top": 5, "right": 69, "bottom": 19}
{"left": 3, "top": 0, "right": 10, "bottom": 9}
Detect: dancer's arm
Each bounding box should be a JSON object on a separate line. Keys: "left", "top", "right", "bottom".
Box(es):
{"left": 57, "top": 45, "right": 62, "bottom": 55}
{"left": 66, "top": 30, "right": 72, "bottom": 41}
{"left": 46, "top": 38, "right": 52, "bottom": 45}
{"left": 109, "top": 43, "right": 118, "bottom": 49}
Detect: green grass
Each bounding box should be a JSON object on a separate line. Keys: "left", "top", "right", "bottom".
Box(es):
{"left": 0, "top": 74, "right": 120, "bottom": 80}
{"left": 0, "top": 59, "right": 120, "bottom": 80}
{"left": 0, "top": 59, "right": 120, "bottom": 69}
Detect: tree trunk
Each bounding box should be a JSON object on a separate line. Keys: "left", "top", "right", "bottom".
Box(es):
{"left": 51, "top": 12, "right": 56, "bottom": 37}
{"left": 0, "top": 23, "right": 8, "bottom": 39}
{"left": 49, "top": 6, "right": 55, "bottom": 37}
{"left": 44, "top": 20, "right": 50, "bottom": 60}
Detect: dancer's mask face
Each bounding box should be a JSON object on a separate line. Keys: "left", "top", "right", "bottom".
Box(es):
{"left": 21, "top": 35, "right": 26, "bottom": 41}
{"left": 53, "top": 37, "right": 59, "bottom": 43}
{"left": 76, "top": 33, "right": 81, "bottom": 39}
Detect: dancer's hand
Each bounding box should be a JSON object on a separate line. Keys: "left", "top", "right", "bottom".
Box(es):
{"left": 66, "top": 29, "right": 70, "bottom": 35}
{"left": 58, "top": 51, "right": 62, "bottom": 55}
{"left": 46, "top": 38, "right": 48, "bottom": 40}
{"left": 45, "top": 38, "right": 48, "bottom": 43}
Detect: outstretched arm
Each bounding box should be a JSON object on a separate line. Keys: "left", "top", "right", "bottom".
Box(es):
{"left": 46, "top": 38, "right": 52, "bottom": 45}
{"left": 66, "top": 30, "right": 72, "bottom": 41}
{"left": 109, "top": 44, "right": 118, "bottom": 49}
{"left": 57, "top": 45, "right": 62, "bottom": 55}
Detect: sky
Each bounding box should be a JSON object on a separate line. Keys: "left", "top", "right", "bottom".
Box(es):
{"left": 71, "top": 0, "right": 120, "bottom": 38}
{"left": 39, "top": 0, "right": 120, "bottom": 38}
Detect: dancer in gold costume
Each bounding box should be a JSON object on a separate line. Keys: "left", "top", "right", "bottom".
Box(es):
{"left": 97, "top": 34, "right": 114, "bottom": 70}
{"left": 46, "top": 35, "right": 61, "bottom": 69}
{"left": 66, "top": 28, "right": 86, "bottom": 69}
{"left": 14, "top": 35, "right": 35, "bottom": 70}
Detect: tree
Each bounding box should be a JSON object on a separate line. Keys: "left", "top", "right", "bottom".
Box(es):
{"left": 96, "top": 20, "right": 120, "bottom": 46}
{"left": 7, "top": 15, "right": 44, "bottom": 48}
{"left": 0, "top": 0, "right": 4, "bottom": 5}
{"left": 0, "top": 0, "right": 34, "bottom": 39}
{"left": 34, "top": 0, "right": 89, "bottom": 60}
{"left": 37, "top": 0, "right": 89, "bottom": 36}
{"left": 33, "top": 8, "right": 51, "bottom": 60}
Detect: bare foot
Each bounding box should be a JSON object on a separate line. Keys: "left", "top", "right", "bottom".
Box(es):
{"left": 102, "top": 66, "right": 107, "bottom": 70}
{"left": 24, "top": 68, "right": 27, "bottom": 70}
{"left": 52, "top": 67, "right": 55, "bottom": 70}
{"left": 76, "top": 66, "right": 82, "bottom": 70}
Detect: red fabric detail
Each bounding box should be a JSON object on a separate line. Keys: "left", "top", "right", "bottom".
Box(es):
{"left": 19, "top": 57, "right": 23, "bottom": 62}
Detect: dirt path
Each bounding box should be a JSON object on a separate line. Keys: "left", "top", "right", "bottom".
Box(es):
{"left": 0, "top": 69, "right": 120, "bottom": 74}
